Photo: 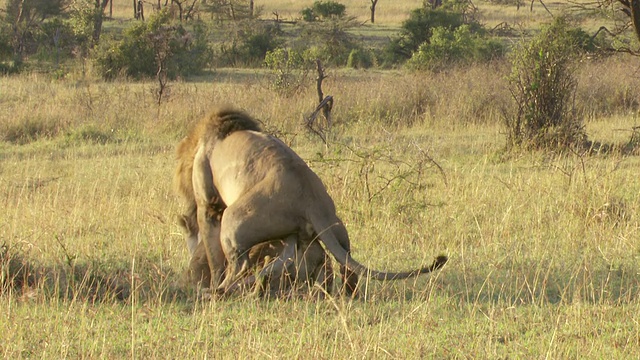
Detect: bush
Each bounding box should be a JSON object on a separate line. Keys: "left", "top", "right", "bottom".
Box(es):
{"left": 32, "top": 18, "right": 79, "bottom": 63}
{"left": 2, "top": 0, "right": 68, "bottom": 62}
{"left": 406, "top": 25, "right": 504, "bottom": 71}
{"left": 92, "top": 10, "right": 212, "bottom": 80}
{"left": 385, "top": 7, "right": 474, "bottom": 61}
{"left": 346, "top": 48, "right": 375, "bottom": 69}
{"left": 505, "top": 17, "right": 587, "bottom": 150}
{"left": 264, "top": 48, "right": 310, "bottom": 96}
{"left": 217, "top": 21, "right": 284, "bottom": 67}
{"left": 301, "top": 1, "right": 346, "bottom": 22}
{"left": 0, "top": 22, "right": 15, "bottom": 73}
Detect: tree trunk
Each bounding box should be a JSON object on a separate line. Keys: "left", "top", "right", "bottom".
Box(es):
{"left": 631, "top": 0, "right": 640, "bottom": 42}
{"left": 370, "top": 0, "right": 378, "bottom": 24}
{"left": 92, "top": 0, "right": 110, "bottom": 46}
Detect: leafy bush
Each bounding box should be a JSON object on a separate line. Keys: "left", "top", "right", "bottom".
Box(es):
{"left": 301, "top": 1, "right": 346, "bottom": 22}
{"left": 0, "top": 22, "right": 15, "bottom": 73}
{"left": 32, "top": 18, "right": 79, "bottom": 63}
{"left": 264, "top": 48, "right": 310, "bottom": 95}
{"left": 217, "top": 21, "right": 284, "bottom": 67}
{"left": 385, "top": 7, "right": 474, "bottom": 62}
{"left": 346, "top": 48, "right": 376, "bottom": 69}
{"left": 92, "top": 10, "right": 212, "bottom": 80}
{"left": 406, "top": 25, "right": 504, "bottom": 71}
{"left": 2, "top": 0, "right": 68, "bottom": 60}
{"left": 301, "top": 8, "right": 316, "bottom": 22}
{"left": 505, "top": 17, "right": 587, "bottom": 150}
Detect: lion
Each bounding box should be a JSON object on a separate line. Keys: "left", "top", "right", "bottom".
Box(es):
{"left": 176, "top": 105, "right": 447, "bottom": 296}
{"left": 179, "top": 197, "right": 333, "bottom": 297}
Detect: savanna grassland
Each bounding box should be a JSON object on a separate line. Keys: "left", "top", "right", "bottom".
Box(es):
{"left": 1, "top": 0, "right": 640, "bottom": 358}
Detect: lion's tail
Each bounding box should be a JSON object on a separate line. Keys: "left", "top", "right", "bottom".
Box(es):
{"left": 308, "top": 211, "right": 448, "bottom": 281}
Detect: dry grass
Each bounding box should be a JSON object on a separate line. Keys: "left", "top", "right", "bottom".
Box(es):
{"left": 1, "top": 53, "right": 640, "bottom": 357}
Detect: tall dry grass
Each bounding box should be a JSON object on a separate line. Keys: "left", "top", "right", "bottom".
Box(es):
{"left": 1, "top": 54, "right": 640, "bottom": 358}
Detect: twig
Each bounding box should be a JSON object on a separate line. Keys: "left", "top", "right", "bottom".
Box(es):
{"left": 411, "top": 141, "right": 448, "bottom": 187}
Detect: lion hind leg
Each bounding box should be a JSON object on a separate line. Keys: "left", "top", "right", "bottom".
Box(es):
{"left": 310, "top": 245, "right": 334, "bottom": 299}
{"left": 216, "top": 198, "right": 300, "bottom": 294}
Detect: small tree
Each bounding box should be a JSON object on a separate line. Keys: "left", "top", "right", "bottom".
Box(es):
{"left": 301, "top": 1, "right": 346, "bottom": 21}
{"left": 297, "top": 17, "right": 360, "bottom": 66}
{"left": 264, "top": 48, "right": 309, "bottom": 96}
{"left": 3, "top": 0, "right": 67, "bottom": 63}
{"left": 505, "top": 17, "right": 587, "bottom": 150}
{"left": 93, "top": 10, "right": 212, "bottom": 79}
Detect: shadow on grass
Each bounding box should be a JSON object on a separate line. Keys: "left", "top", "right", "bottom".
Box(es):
{"left": 3, "top": 242, "right": 639, "bottom": 306}
{"left": 0, "top": 243, "right": 191, "bottom": 304}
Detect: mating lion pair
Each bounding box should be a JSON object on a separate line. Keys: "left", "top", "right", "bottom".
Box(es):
{"left": 174, "top": 106, "right": 447, "bottom": 298}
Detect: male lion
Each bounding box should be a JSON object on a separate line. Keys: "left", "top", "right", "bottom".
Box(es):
{"left": 177, "top": 144, "right": 333, "bottom": 297}
{"left": 177, "top": 106, "right": 447, "bottom": 296}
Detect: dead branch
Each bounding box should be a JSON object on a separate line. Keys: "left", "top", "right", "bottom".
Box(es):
{"left": 304, "top": 60, "right": 333, "bottom": 144}
{"left": 305, "top": 95, "right": 334, "bottom": 144}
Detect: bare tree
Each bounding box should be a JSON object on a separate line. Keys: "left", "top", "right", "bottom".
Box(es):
{"left": 171, "top": 0, "right": 198, "bottom": 21}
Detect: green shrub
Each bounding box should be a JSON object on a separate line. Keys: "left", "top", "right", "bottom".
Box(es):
{"left": 385, "top": 7, "right": 473, "bottom": 61}
{"left": 0, "top": 22, "right": 15, "bottom": 73}
{"left": 313, "top": 1, "right": 346, "bottom": 18}
{"left": 301, "top": 8, "right": 316, "bottom": 22}
{"left": 346, "top": 48, "right": 375, "bottom": 69}
{"left": 505, "top": 17, "right": 587, "bottom": 150}
{"left": 301, "top": 1, "right": 346, "bottom": 22}
{"left": 2, "top": 0, "right": 68, "bottom": 63}
{"left": 92, "top": 10, "right": 212, "bottom": 80}
{"left": 33, "top": 18, "right": 78, "bottom": 63}
{"left": 217, "top": 21, "right": 283, "bottom": 67}
{"left": 264, "top": 48, "right": 309, "bottom": 95}
{"left": 406, "top": 25, "right": 504, "bottom": 71}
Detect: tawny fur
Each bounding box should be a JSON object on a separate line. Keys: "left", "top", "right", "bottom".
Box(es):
{"left": 175, "top": 106, "right": 333, "bottom": 296}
